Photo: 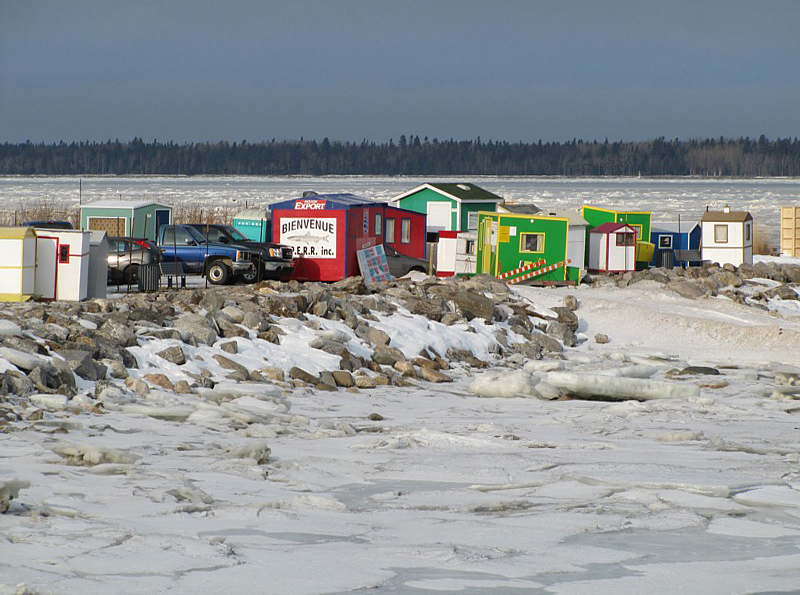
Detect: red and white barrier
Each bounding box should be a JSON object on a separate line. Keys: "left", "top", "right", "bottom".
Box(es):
{"left": 497, "top": 259, "right": 545, "bottom": 280}
{"left": 506, "top": 260, "right": 569, "bottom": 285}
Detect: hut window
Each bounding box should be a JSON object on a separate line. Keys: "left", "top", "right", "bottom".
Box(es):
{"left": 375, "top": 214, "right": 382, "bottom": 235}
{"left": 714, "top": 224, "right": 728, "bottom": 243}
{"left": 467, "top": 212, "right": 479, "bottom": 231}
{"left": 58, "top": 244, "right": 70, "bottom": 263}
{"left": 745, "top": 223, "right": 751, "bottom": 241}
{"left": 401, "top": 219, "right": 411, "bottom": 243}
{"left": 385, "top": 218, "right": 395, "bottom": 243}
{"left": 659, "top": 235, "right": 673, "bottom": 249}
{"left": 520, "top": 233, "right": 544, "bottom": 253}
{"left": 616, "top": 232, "right": 635, "bottom": 246}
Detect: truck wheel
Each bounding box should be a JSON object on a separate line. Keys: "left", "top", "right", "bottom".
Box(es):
{"left": 207, "top": 261, "right": 231, "bottom": 285}
{"left": 241, "top": 263, "right": 259, "bottom": 284}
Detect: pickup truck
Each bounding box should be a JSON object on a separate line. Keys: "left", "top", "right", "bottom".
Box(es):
{"left": 158, "top": 224, "right": 253, "bottom": 285}
{"left": 187, "top": 223, "right": 294, "bottom": 282}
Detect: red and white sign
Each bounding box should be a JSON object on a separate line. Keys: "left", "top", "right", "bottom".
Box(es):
{"left": 295, "top": 200, "right": 326, "bottom": 210}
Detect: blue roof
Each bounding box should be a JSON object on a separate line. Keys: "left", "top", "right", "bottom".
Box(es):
{"left": 269, "top": 193, "right": 387, "bottom": 211}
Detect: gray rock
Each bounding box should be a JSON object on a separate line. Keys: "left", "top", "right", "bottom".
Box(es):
{"left": 667, "top": 281, "right": 706, "bottom": 300}
{"left": 98, "top": 318, "right": 137, "bottom": 347}
{"left": 529, "top": 331, "right": 564, "bottom": 354}
{"left": 765, "top": 285, "right": 799, "bottom": 301}
{"left": 318, "top": 371, "right": 337, "bottom": 388}
{"left": 419, "top": 367, "right": 453, "bottom": 383}
{"left": 289, "top": 367, "right": 319, "bottom": 384}
{"left": 545, "top": 321, "right": 577, "bottom": 348}
{"left": 55, "top": 349, "right": 104, "bottom": 381}
{"left": 101, "top": 358, "right": 129, "bottom": 379}
{"left": 595, "top": 333, "right": 610, "bottom": 344}
{"left": 174, "top": 314, "right": 217, "bottom": 346}
{"left": 217, "top": 318, "right": 249, "bottom": 338}
{"left": 372, "top": 344, "right": 406, "bottom": 366}
{"left": 220, "top": 305, "right": 245, "bottom": 323}
{"left": 219, "top": 341, "right": 239, "bottom": 354}
{"left": 241, "top": 311, "right": 269, "bottom": 332}
{"left": 157, "top": 345, "right": 186, "bottom": 365}
{"left": 680, "top": 366, "right": 721, "bottom": 376}
{"left": 212, "top": 354, "right": 249, "bottom": 375}
{"left": 427, "top": 286, "right": 496, "bottom": 321}
{"left": 331, "top": 370, "right": 355, "bottom": 387}
{"left": 563, "top": 295, "right": 579, "bottom": 311}
{"left": 550, "top": 307, "right": 579, "bottom": 332}
{"left": 0, "top": 372, "right": 34, "bottom": 397}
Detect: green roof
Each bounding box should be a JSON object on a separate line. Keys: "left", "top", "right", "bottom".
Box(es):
{"left": 428, "top": 183, "right": 504, "bottom": 203}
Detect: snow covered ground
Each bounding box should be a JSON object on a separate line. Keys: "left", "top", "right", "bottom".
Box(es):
{"left": 2, "top": 274, "right": 800, "bottom": 594}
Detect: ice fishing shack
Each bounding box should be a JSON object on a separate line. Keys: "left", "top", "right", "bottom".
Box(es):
{"left": 34, "top": 229, "right": 91, "bottom": 301}
{"left": 0, "top": 227, "right": 37, "bottom": 302}
{"left": 650, "top": 220, "right": 702, "bottom": 268}
{"left": 270, "top": 194, "right": 426, "bottom": 282}
{"left": 582, "top": 205, "right": 654, "bottom": 268}
{"left": 588, "top": 222, "right": 637, "bottom": 273}
{"left": 80, "top": 200, "right": 172, "bottom": 241}
{"left": 700, "top": 206, "right": 753, "bottom": 267}
{"left": 476, "top": 212, "right": 570, "bottom": 284}
{"left": 390, "top": 183, "right": 505, "bottom": 235}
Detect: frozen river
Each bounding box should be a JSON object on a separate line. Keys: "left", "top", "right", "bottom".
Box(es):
{"left": 1, "top": 176, "right": 799, "bottom": 244}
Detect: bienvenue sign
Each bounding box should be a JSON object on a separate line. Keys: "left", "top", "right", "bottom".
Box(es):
{"left": 280, "top": 217, "right": 337, "bottom": 258}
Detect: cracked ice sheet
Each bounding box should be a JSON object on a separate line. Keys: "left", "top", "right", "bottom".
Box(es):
{"left": 4, "top": 272, "right": 800, "bottom": 593}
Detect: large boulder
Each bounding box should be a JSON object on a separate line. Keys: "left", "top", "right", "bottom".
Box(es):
{"left": 427, "top": 286, "right": 496, "bottom": 321}
{"left": 174, "top": 314, "right": 218, "bottom": 346}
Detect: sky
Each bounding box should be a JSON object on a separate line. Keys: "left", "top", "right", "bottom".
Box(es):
{"left": 1, "top": 0, "right": 799, "bottom": 144}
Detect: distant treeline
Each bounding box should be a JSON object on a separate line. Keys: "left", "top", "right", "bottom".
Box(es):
{"left": 1, "top": 136, "right": 799, "bottom": 177}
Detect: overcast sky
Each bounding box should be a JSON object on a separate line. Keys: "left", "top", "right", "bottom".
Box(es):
{"left": 1, "top": 0, "right": 798, "bottom": 144}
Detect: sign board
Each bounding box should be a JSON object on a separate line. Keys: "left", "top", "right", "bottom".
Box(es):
{"left": 279, "top": 217, "right": 337, "bottom": 258}
{"left": 295, "top": 200, "right": 326, "bottom": 210}
{"left": 357, "top": 244, "right": 392, "bottom": 287}
{"left": 499, "top": 226, "right": 511, "bottom": 243}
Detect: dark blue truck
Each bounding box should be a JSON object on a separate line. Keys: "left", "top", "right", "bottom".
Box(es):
{"left": 158, "top": 224, "right": 253, "bottom": 285}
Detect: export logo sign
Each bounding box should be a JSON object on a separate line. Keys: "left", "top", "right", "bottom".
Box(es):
{"left": 295, "top": 200, "right": 326, "bottom": 210}
{"left": 280, "top": 217, "right": 337, "bottom": 258}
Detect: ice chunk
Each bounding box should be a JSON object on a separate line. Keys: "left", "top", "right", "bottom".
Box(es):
{"left": 49, "top": 442, "right": 141, "bottom": 466}
{"left": 29, "top": 393, "right": 68, "bottom": 410}
{"left": 0, "top": 319, "right": 21, "bottom": 336}
{"left": 547, "top": 371, "right": 700, "bottom": 401}
{"left": 469, "top": 370, "right": 539, "bottom": 398}
{"left": 0, "top": 478, "right": 30, "bottom": 513}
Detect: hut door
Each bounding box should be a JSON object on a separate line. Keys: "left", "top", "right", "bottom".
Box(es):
{"left": 34, "top": 236, "right": 58, "bottom": 300}
{"left": 481, "top": 219, "right": 492, "bottom": 273}
{"left": 155, "top": 210, "right": 171, "bottom": 239}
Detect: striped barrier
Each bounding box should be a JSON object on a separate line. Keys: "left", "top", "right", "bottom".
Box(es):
{"left": 507, "top": 260, "right": 569, "bottom": 285}
{"left": 497, "top": 259, "right": 545, "bottom": 280}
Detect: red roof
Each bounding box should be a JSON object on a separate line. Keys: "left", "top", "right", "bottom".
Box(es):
{"left": 590, "top": 222, "right": 634, "bottom": 234}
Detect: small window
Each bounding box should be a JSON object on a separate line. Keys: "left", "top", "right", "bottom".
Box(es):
{"left": 658, "top": 235, "right": 673, "bottom": 249}
{"left": 375, "top": 214, "right": 382, "bottom": 236}
{"left": 467, "top": 212, "right": 479, "bottom": 231}
{"left": 714, "top": 224, "right": 728, "bottom": 243}
{"left": 464, "top": 239, "right": 476, "bottom": 254}
{"left": 745, "top": 223, "right": 751, "bottom": 241}
{"left": 616, "top": 232, "right": 635, "bottom": 246}
{"left": 520, "top": 233, "right": 544, "bottom": 253}
{"left": 401, "top": 219, "right": 411, "bottom": 243}
{"left": 385, "top": 218, "right": 395, "bottom": 243}
{"left": 59, "top": 244, "right": 70, "bottom": 263}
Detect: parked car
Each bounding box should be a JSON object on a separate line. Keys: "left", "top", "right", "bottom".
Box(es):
{"left": 157, "top": 224, "right": 253, "bottom": 285}
{"left": 107, "top": 237, "right": 161, "bottom": 284}
{"left": 186, "top": 223, "right": 294, "bottom": 282}
{"left": 383, "top": 244, "right": 431, "bottom": 277}
{"left": 23, "top": 220, "right": 73, "bottom": 230}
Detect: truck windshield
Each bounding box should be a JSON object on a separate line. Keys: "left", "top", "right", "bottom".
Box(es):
{"left": 221, "top": 226, "right": 249, "bottom": 241}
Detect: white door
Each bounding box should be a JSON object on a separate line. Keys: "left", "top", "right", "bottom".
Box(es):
{"left": 427, "top": 202, "right": 452, "bottom": 232}
{"left": 35, "top": 236, "right": 58, "bottom": 300}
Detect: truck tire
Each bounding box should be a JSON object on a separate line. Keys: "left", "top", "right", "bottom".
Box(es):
{"left": 207, "top": 260, "right": 231, "bottom": 285}
{"left": 241, "top": 263, "right": 260, "bottom": 284}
